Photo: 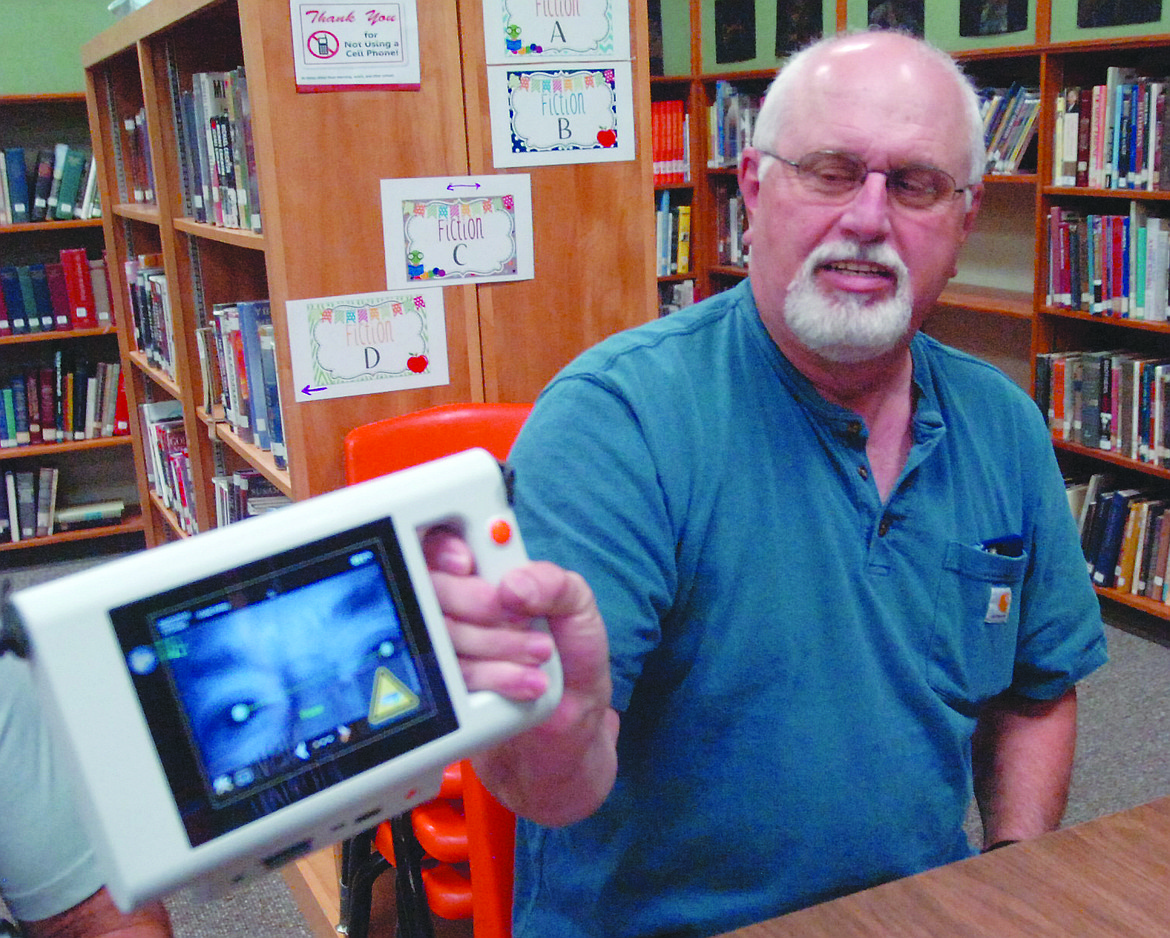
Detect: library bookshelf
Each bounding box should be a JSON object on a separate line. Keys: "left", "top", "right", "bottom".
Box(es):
{"left": 81, "top": 0, "right": 656, "bottom": 550}
{"left": 647, "top": 1, "right": 1170, "bottom": 630}
{"left": 80, "top": 0, "right": 654, "bottom": 926}
{"left": 0, "top": 93, "right": 144, "bottom": 554}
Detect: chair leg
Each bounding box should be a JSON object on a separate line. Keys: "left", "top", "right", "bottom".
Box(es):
{"left": 391, "top": 814, "right": 437, "bottom": 938}
{"left": 338, "top": 829, "right": 387, "bottom": 938}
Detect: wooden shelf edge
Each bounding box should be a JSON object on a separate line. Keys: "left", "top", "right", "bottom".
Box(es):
{"left": 112, "top": 203, "right": 162, "bottom": 225}
{"left": 0, "top": 326, "right": 119, "bottom": 346}
{"left": 1044, "top": 185, "right": 1170, "bottom": 200}
{"left": 172, "top": 217, "right": 267, "bottom": 250}
{"left": 1053, "top": 439, "right": 1170, "bottom": 482}
{"left": 129, "top": 350, "right": 183, "bottom": 398}
{"left": 936, "top": 285, "right": 1034, "bottom": 320}
{"left": 0, "top": 509, "right": 145, "bottom": 553}
{"left": 0, "top": 218, "right": 103, "bottom": 234}
{"left": 213, "top": 420, "right": 294, "bottom": 498}
{"left": 1094, "top": 584, "right": 1170, "bottom": 621}
{"left": 1039, "top": 306, "right": 1170, "bottom": 332}
{"left": 0, "top": 92, "right": 86, "bottom": 104}
{"left": 0, "top": 435, "right": 134, "bottom": 462}
{"left": 147, "top": 490, "right": 191, "bottom": 539}
{"left": 708, "top": 264, "right": 748, "bottom": 278}
{"left": 983, "top": 172, "right": 1037, "bottom": 185}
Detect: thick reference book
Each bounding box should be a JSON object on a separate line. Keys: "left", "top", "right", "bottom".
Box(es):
{"left": 3, "top": 148, "right": 30, "bottom": 223}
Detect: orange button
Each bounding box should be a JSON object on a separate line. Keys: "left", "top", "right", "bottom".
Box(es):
{"left": 489, "top": 518, "right": 512, "bottom": 545}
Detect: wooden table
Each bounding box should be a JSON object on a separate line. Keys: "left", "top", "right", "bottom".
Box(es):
{"left": 719, "top": 796, "right": 1170, "bottom": 936}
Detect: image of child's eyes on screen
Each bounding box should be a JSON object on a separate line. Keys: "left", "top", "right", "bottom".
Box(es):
{"left": 161, "top": 560, "right": 422, "bottom": 782}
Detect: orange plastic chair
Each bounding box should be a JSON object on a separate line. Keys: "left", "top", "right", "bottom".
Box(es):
{"left": 339, "top": 402, "right": 532, "bottom": 938}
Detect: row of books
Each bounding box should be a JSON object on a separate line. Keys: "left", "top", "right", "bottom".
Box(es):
{"left": 654, "top": 190, "right": 692, "bottom": 277}
{"left": 1, "top": 144, "right": 100, "bottom": 225}
{"left": 198, "top": 300, "right": 288, "bottom": 471}
{"left": 212, "top": 467, "right": 290, "bottom": 527}
{"left": 978, "top": 83, "right": 1041, "bottom": 175}
{"left": 1072, "top": 472, "right": 1170, "bottom": 605}
{"left": 0, "top": 358, "right": 129, "bottom": 449}
{"left": 1052, "top": 70, "right": 1170, "bottom": 190}
{"left": 651, "top": 98, "right": 690, "bottom": 185}
{"left": 715, "top": 188, "right": 748, "bottom": 268}
{"left": 173, "top": 68, "right": 262, "bottom": 232}
{"left": 0, "top": 250, "right": 115, "bottom": 336}
{"left": 123, "top": 253, "right": 175, "bottom": 380}
{"left": 657, "top": 279, "right": 695, "bottom": 318}
{"left": 119, "top": 107, "right": 156, "bottom": 204}
{"left": 140, "top": 399, "right": 195, "bottom": 534}
{"left": 1036, "top": 349, "right": 1170, "bottom": 467}
{"left": 0, "top": 468, "right": 125, "bottom": 543}
{"left": 1045, "top": 203, "right": 1170, "bottom": 320}
{"left": 706, "top": 81, "right": 761, "bottom": 170}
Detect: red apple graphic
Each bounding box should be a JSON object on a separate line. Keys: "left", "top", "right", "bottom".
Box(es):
{"left": 407, "top": 355, "right": 429, "bottom": 373}
{"left": 596, "top": 128, "right": 617, "bottom": 147}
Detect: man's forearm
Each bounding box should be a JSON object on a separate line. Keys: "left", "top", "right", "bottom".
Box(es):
{"left": 21, "top": 891, "right": 171, "bottom": 938}
{"left": 972, "top": 686, "right": 1078, "bottom": 848}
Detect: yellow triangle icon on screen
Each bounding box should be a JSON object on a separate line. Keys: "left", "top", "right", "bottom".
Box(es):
{"left": 369, "top": 666, "right": 421, "bottom": 726}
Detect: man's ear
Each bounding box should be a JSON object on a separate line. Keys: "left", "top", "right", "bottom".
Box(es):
{"left": 960, "top": 183, "right": 984, "bottom": 240}
{"left": 739, "top": 149, "right": 763, "bottom": 247}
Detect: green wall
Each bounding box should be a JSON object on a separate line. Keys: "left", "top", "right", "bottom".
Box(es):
{"left": 0, "top": 0, "right": 118, "bottom": 94}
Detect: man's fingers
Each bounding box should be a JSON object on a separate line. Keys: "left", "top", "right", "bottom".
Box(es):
{"left": 498, "top": 563, "right": 597, "bottom": 620}
{"left": 446, "top": 619, "right": 554, "bottom": 666}
{"left": 459, "top": 660, "right": 551, "bottom": 702}
{"left": 422, "top": 525, "right": 476, "bottom": 575}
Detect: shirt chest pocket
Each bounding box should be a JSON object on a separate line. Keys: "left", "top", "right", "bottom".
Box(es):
{"left": 926, "top": 541, "right": 1027, "bottom": 709}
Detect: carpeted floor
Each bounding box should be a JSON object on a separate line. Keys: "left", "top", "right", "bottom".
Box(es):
{"left": 4, "top": 552, "right": 1169, "bottom": 937}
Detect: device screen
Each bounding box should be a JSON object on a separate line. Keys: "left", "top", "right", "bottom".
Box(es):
{"left": 110, "top": 517, "right": 458, "bottom": 846}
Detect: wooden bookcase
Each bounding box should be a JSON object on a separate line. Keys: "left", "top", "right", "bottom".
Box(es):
{"left": 0, "top": 93, "right": 146, "bottom": 556}
{"left": 647, "top": 1, "right": 1170, "bottom": 631}
{"left": 81, "top": 0, "right": 656, "bottom": 548}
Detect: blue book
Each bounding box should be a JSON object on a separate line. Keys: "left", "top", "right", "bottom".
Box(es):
{"left": 257, "top": 323, "right": 287, "bottom": 470}
{"left": 8, "top": 375, "right": 29, "bottom": 446}
{"left": 0, "top": 267, "right": 28, "bottom": 333}
{"left": 1092, "top": 488, "right": 1141, "bottom": 588}
{"left": 3, "top": 148, "right": 29, "bottom": 223}
{"left": 235, "top": 299, "right": 272, "bottom": 451}
{"left": 28, "top": 263, "right": 55, "bottom": 332}
{"left": 0, "top": 388, "right": 17, "bottom": 449}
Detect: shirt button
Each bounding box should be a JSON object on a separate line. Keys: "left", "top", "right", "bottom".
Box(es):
{"left": 858, "top": 465, "right": 869, "bottom": 481}
{"left": 878, "top": 516, "right": 892, "bottom": 537}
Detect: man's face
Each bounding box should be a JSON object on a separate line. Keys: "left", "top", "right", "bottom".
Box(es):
{"left": 740, "top": 38, "right": 982, "bottom": 365}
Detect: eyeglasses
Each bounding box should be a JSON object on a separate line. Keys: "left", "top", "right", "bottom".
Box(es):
{"left": 757, "top": 149, "right": 971, "bottom": 210}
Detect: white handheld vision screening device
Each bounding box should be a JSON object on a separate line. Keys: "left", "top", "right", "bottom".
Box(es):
{"left": 4, "top": 449, "right": 562, "bottom": 910}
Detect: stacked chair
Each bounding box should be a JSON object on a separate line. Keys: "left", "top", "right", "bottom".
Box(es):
{"left": 339, "top": 403, "right": 533, "bottom": 938}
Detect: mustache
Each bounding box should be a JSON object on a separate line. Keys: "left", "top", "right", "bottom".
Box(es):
{"left": 790, "top": 240, "right": 909, "bottom": 290}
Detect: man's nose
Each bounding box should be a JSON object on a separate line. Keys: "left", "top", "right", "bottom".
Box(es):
{"left": 837, "top": 172, "right": 893, "bottom": 242}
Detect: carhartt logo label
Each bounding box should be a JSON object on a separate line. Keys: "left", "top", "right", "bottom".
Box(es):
{"left": 985, "top": 586, "right": 1012, "bottom": 624}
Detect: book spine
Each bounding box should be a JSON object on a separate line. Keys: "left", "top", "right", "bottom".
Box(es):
{"left": 4, "top": 148, "right": 30, "bottom": 223}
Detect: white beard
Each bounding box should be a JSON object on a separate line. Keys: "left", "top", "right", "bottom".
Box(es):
{"left": 783, "top": 241, "right": 913, "bottom": 363}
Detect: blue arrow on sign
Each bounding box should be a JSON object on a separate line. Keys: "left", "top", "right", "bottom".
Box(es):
{"left": 302, "top": 384, "right": 328, "bottom": 395}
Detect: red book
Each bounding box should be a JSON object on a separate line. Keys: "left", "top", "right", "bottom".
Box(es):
{"left": 0, "top": 277, "right": 10, "bottom": 336}
{"left": 24, "top": 369, "right": 42, "bottom": 444}
{"left": 102, "top": 250, "right": 117, "bottom": 326}
{"left": 1076, "top": 87, "right": 1093, "bottom": 188}
{"left": 38, "top": 367, "right": 57, "bottom": 444}
{"left": 44, "top": 262, "right": 74, "bottom": 332}
{"left": 1111, "top": 215, "right": 1126, "bottom": 316}
{"left": 1051, "top": 355, "right": 1068, "bottom": 440}
{"left": 59, "top": 247, "right": 96, "bottom": 329}
{"left": 113, "top": 367, "right": 130, "bottom": 435}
